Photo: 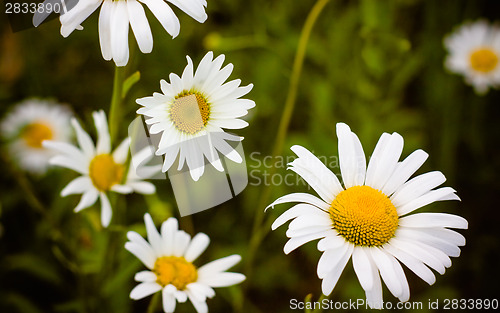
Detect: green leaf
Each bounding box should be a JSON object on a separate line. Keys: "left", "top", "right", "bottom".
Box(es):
{"left": 6, "top": 254, "right": 63, "bottom": 286}
{"left": 122, "top": 71, "right": 141, "bottom": 99}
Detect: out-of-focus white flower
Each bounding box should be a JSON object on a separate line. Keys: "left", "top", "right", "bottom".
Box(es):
{"left": 1, "top": 98, "right": 72, "bottom": 174}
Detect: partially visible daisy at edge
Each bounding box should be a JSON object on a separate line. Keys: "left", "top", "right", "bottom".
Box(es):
{"left": 136, "top": 51, "right": 255, "bottom": 181}
{"left": 43, "top": 110, "right": 160, "bottom": 227}
{"left": 444, "top": 19, "right": 500, "bottom": 94}
{"left": 267, "top": 122, "right": 468, "bottom": 309}
{"left": 1, "top": 98, "right": 72, "bottom": 174}
{"left": 125, "top": 213, "right": 245, "bottom": 313}
{"left": 35, "top": 0, "right": 208, "bottom": 66}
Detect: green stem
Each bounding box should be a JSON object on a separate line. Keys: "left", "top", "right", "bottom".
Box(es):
{"left": 310, "top": 294, "right": 328, "bottom": 313}
{"left": 147, "top": 292, "right": 161, "bottom": 313}
{"left": 244, "top": 0, "right": 331, "bottom": 290}
{"left": 109, "top": 66, "right": 127, "bottom": 145}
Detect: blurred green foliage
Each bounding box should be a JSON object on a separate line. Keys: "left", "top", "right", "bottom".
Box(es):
{"left": 1, "top": 0, "right": 500, "bottom": 312}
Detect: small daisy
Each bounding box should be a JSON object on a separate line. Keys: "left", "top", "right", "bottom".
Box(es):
{"left": 43, "top": 110, "right": 159, "bottom": 227}
{"left": 267, "top": 123, "right": 468, "bottom": 308}
{"left": 36, "top": 0, "right": 208, "bottom": 66}
{"left": 125, "top": 213, "right": 245, "bottom": 313}
{"left": 444, "top": 19, "right": 500, "bottom": 94}
{"left": 1, "top": 99, "right": 72, "bottom": 174}
{"left": 136, "top": 51, "right": 255, "bottom": 181}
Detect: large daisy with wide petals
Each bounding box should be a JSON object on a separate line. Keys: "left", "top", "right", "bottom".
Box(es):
{"left": 1, "top": 98, "right": 72, "bottom": 174}
{"left": 444, "top": 19, "right": 500, "bottom": 94}
{"left": 267, "top": 123, "right": 468, "bottom": 309}
{"left": 136, "top": 51, "right": 255, "bottom": 181}
{"left": 125, "top": 213, "right": 245, "bottom": 313}
{"left": 35, "top": 0, "right": 208, "bottom": 66}
{"left": 43, "top": 110, "right": 160, "bottom": 227}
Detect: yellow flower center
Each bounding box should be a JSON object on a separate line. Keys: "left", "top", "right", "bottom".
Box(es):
{"left": 169, "top": 90, "right": 210, "bottom": 135}
{"left": 88, "top": 154, "right": 124, "bottom": 191}
{"left": 21, "top": 122, "right": 53, "bottom": 148}
{"left": 470, "top": 48, "right": 498, "bottom": 73}
{"left": 329, "top": 186, "right": 398, "bottom": 247}
{"left": 153, "top": 256, "right": 198, "bottom": 290}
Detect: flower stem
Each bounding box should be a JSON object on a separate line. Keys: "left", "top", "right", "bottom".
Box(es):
{"left": 244, "top": 0, "right": 330, "bottom": 288}
{"left": 109, "top": 65, "right": 127, "bottom": 145}
{"left": 310, "top": 294, "right": 328, "bottom": 313}
{"left": 147, "top": 292, "right": 161, "bottom": 313}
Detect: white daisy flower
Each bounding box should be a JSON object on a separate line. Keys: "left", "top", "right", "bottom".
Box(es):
{"left": 444, "top": 19, "right": 500, "bottom": 94}
{"left": 125, "top": 213, "right": 245, "bottom": 313}
{"left": 267, "top": 123, "right": 468, "bottom": 309}
{"left": 43, "top": 110, "right": 160, "bottom": 227}
{"left": 1, "top": 99, "right": 72, "bottom": 174}
{"left": 43, "top": 0, "right": 208, "bottom": 66}
{"left": 136, "top": 51, "right": 255, "bottom": 181}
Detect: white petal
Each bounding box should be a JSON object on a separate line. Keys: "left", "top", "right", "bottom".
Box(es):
{"left": 134, "top": 270, "right": 157, "bottom": 282}
{"left": 98, "top": 0, "right": 113, "bottom": 60}
{"left": 396, "top": 228, "right": 461, "bottom": 257}
{"left": 130, "top": 282, "right": 162, "bottom": 300}
{"left": 184, "top": 233, "right": 210, "bottom": 262}
{"left": 283, "top": 230, "right": 331, "bottom": 254}
{"left": 266, "top": 193, "right": 329, "bottom": 211}
{"left": 161, "top": 218, "right": 179, "bottom": 255}
{"left": 100, "top": 192, "right": 112, "bottom": 227}
{"left": 128, "top": 0, "right": 153, "bottom": 53}
{"left": 397, "top": 187, "right": 460, "bottom": 216}
{"left": 287, "top": 213, "right": 332, "bottom": 231}
{"left": 129, "top": 181, "right": 156, "bottom": 194}
{"left": 61, "top": 176, "right": 92, "bottom": 196}
{"left": 365, "top": 132, "right": 404, "bottom": 190}
{"left": 390, "top": 238, "right": 446, "bottom": 275}
{"left": 162, "top": 285, "right": 177, "bottom": 313}
{"left": 352, "top": 247, "right": 374, "bottom": 291}
{"left": 336, "top": 123, "right": 366, "bottom": 188}
{"left": 144, "top": 213, "right": 163, "bottom": 254}
{"left": 125, "top": 241, "right": 156, "bottom": 269}
{"left": 321, "top": 244, "right": 353, "bottom": 295}
{"left": 317, "top": 233, "right": 346, "bottom": 251}
{"left": 74, "top": 189, "right": 99, "bottom": 212}
{"left": 49, "top": 155, "right": 88, "bottom": 174}
{"left": 173, "top": 231, "right": 191, "bottom": 257}
{"left": 42, "top": 140, "right": 86, "bottom": 162}
{"left": 365, "top": 256, "right": 383, "bottom": 309}
{"left": 271, "top": 203, "right": 327, "bottom": 230}
{"left": 317, "top": 242, "right": 350, "bottom": 279}
{"left": 93, "top": 111, "right": 111, "bottom": 154}
{"left": 399, "top": 213, "right": 468, "bottom": 229}
{"left": 198, "top": 255, "right": 241, "bottom": 276}
{"left": 112, "top": 137, "right": 131, "bottom": 164}
{"left": 381, "top": 149, "right": 428, "bottom": 196}
{"left": 391, "top": 171, "right": 447, "bottom": 208}
{"left": 290, "top": 145, "right": 344, "bottom": 199}
{"left": 71, "top": 118, "right": 95, "bottom": 159}
{"left": 369, "top": 247, "right": 403, "bottom": 298}
{"left": 199, "top": 272, "right": 246, "bottom": 288}
{"left": 110, "top": 2, "right": 130, "bottom": 66}
{"left": 141, "top": 0, "right": 180, "bottom": 38}
{"left": 384, "top": 243, "right": 436, "bottom": 285}
{"left": 186, "top": 290, "right": 208, "bottom": 313}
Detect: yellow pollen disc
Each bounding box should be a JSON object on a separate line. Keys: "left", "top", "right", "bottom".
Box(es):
{"left": 88, "top": 154, "right": 124, "bottom": 191}
{"left": 329, "top": 185, "right": 398, "bottom": 247}
{"left": 153, "top": 256, "right": 198, "bottom": 290}
{"left": 169, "top": 90, "right": 210, "bottom": 135}
{"left": 470, "top": 48, "right": 498, "bottom": 73}
{"left": 22, "top": 122, "right": 53, "bottom": 148}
